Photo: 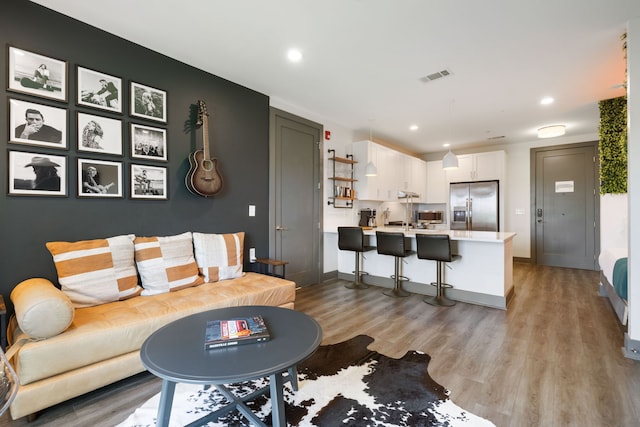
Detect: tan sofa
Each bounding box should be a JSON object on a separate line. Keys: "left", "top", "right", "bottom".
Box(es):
{"left": 7, "top": 271, "right": 295, "bottom": 420}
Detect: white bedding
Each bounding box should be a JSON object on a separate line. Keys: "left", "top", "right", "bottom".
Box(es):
{"left": 599, "top": 247, "right": 627, "bottom": 285}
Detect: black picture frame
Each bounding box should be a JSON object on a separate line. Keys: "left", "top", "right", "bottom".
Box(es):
{"left": 77, "top": 112, "right": 123, "bottom": 156}
{"left": 130, "top": 164, "right": 168, "bottom": 200}
{"left": 7, "top": 46, "right": 67, "bottom": 102}
{"left": 77, "top": 158, "right": 123, "bottom": 198}
{"left": 8, "top": 98, "right": 67, "bottom": 149}
{"left": 130, "top": 81, "right": 167, "bottom": 123}
{"left": 130, "top": 123, "right": 168, "bottom": 161}
{"left": 77, "top": 66, "right": 123, "bottom": 113}
{"left": 8, "top": 150, "right": 67, "bottom": 196}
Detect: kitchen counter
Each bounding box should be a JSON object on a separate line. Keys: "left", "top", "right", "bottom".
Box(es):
{"left": 330, "top": 227, "right": 516, "bottom": 309}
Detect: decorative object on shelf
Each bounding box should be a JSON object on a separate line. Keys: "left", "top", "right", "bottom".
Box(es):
{"left": 186, "top": 100, "right": 223, "bottom": 197}
{"left": 442, "top": 149, "right": 458, "bottom": 170}
{"left": 537, "top": 125, "right": 566, "bottom": 138}
{"left": 327, "top": 149, "right": 357, "bottom": 208}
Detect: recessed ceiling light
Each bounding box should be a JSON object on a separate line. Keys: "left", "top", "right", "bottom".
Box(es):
{"left": 287, "top": 49, "right": 303, "bottom": 62}
{"left": 409, "top": 125, "right": 419, "bottom": 131}
{"left": 443, "top": 143, "right": 450, "bottom": 147}
{"left": 540, "top": 97, "right": 554, "bottom": 105}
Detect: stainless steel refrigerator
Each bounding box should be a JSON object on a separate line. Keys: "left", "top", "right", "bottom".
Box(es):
{"left": 450, "top": 180, "right": 499, "bottom": 231}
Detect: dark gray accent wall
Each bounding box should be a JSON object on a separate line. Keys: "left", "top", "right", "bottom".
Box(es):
{"left": 0, "top": 1, "right": 270, "bottom": 313}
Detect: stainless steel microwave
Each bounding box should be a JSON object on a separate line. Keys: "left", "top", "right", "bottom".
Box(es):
{"left": 416, "top": 210, "right": 443, "bottom": 224}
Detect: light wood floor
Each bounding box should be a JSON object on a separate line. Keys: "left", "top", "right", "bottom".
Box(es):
{"left": 1, "top": 262, "right": 638, "bottom": 427}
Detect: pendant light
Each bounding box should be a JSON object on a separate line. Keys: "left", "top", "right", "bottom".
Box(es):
{"left": 442, "top": 99, "right": 459, "bottom": 170}
{"left": 364, "top": 124, "right": 378, "bottom": 176}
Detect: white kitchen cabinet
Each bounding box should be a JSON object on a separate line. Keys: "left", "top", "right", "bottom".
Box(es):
{"left": 352, "top": 140, "right": 427, "bottom": 201}
{"left": 426, "top": 160, "right": 447, "bottom": 203}
{"left": 446, "top": 150, "right": 505, "bottom": 183}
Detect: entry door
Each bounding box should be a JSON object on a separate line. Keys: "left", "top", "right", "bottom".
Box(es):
{"left": 269, "top": 108, "right": 322, "bottom": 286}
{"left": 532, "top": 142, "right": 599, "bottom": 270}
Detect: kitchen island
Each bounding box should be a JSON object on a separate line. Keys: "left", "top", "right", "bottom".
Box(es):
{"left": 333, "top": 227, "right": 516, "bottom": 309}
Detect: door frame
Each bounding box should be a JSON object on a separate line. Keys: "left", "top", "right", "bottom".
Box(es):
{"left": 268, "top": 107, "right": 323, "bottom": 285}
{"left": 529, "top": 141, "right": 600, "bottom": 268}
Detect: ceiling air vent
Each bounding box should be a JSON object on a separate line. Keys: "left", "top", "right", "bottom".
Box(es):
{"left": 419, "top": 69, "right": 453, "bottom": 83}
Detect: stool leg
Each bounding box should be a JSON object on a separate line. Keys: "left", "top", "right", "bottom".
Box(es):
{"left": 383, "top": 256, "right": 410, "bottom": 297}
{"left": 424, "top": 261, "right": 455, "bottom": 306}
{"left": 345, "top": 252, "right": 369, "bottom": 289}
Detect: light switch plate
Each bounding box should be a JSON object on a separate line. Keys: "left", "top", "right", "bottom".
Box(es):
{"left": 249, "top": 205, "right": 256, "bottom": 217}
{"left": 250, "top": 247, "right": 256, "bottom": 262}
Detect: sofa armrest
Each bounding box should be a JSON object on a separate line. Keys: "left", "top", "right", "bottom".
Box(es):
{"left": 10, "top": 278, "right": 74, "bottom": 340}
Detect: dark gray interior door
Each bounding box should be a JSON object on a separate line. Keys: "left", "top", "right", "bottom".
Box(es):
{"left": 533, "top": 142, "right": 598, "bottom": 270}
{"left": 270, "top": 108, "right": 322, "bottom": 286}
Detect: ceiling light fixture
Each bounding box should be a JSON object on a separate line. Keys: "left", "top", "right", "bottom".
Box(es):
{"left": 442, "top": 149, "right": 458, "bottom": 170}
{"left": 287, "top": 49, "right": 303, "bottom": 62}
{"left": 537, "top": 125, "right": 566, "bottom": 138}
{"left": 409, "top": 125, "right": 419, "bottom": 131}
{"left": 540, "top": 97, "right": 554, "bottom": 105}
{"left": 365, "top": 125, "right": 378, "bottom": 176}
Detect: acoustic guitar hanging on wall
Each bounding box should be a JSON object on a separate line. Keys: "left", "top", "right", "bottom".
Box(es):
{"left": 186, "top": 100, "right": 223, "bottom": 197}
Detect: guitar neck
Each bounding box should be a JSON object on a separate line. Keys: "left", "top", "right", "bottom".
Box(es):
{"left": 202, "top": 114, "right": 211, "bottom": 159}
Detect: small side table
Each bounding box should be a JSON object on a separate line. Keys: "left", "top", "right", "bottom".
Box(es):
{"left": 255, "top": 258, "right": 288, "bottom": 279}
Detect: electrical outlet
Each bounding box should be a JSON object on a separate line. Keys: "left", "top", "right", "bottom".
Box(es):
{"left": 250, "top": 247, "right": 256, "bottom": 262}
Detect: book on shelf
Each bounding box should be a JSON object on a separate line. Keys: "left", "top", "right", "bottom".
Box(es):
{"left": 204, "top": 315, "right": 270, "bottom": 349}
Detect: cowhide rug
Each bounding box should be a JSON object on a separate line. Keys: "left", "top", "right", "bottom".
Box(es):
{"left": 118, "top": 335, "right": 495, "bottom": 426}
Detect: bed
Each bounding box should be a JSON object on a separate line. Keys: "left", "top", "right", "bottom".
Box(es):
{"left": 599, "top": 247, "right": 628, "bottom": 325}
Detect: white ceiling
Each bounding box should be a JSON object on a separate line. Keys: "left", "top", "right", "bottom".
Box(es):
{"left": 32, "top": 0, "right": 638, "bottom": 154}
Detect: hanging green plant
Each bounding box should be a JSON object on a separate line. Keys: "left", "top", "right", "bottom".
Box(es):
{"left": 598, "top": 96, "right": 627, "bottom": 194}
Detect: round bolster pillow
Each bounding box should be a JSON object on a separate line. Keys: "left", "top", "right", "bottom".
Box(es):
{"left": 11, "top": 278, "right": 74, "bottom": 339}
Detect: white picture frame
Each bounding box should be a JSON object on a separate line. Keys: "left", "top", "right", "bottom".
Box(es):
{"left": 7, "top": 46, "right": 67, "bottom": 102}
{"left": 77, "top": 112, "right": 123, "bottom": 156}
{"left": 9, "top": 98, "right": 67, "bottom": 149}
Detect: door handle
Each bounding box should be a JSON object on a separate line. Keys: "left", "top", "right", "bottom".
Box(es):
{"left": 276, "top": 226, "right": 289, "bottom": 231}
{"left": 537, "top": 208, "right": 543, "bottom": 223}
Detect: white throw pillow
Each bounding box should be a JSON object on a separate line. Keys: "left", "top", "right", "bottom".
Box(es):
{"left": 193, "top": 232, "right": 245, "bottom": 282}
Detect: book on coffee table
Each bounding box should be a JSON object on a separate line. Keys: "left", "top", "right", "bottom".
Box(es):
{"left": 204, "top": 315, "right": 271, "bottom": 349}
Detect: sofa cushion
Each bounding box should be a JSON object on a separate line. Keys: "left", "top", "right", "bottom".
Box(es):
{"left": 46, "top": 234, "right": 142, "bottom": 308}
{"left": 11, "top": 272, "right": 295, "bottom": 386}
{"left": 134, "top": 232, "right": 203, "bottom": 295}
{"left": 11, "top": 278, "right": 74, "bottom": 339}
{"left": 193, "top": 232, "right": 244, "bottom": 282}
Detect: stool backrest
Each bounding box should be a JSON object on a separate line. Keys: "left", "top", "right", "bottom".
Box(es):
{"left": 375, "top": 231, "right": 408, "bottom": 257}
{"left": 338, "top": 227, "right": 365, "bottom": 252}
{"left": 416, "top": 233, "right": 452, "bottom": 262}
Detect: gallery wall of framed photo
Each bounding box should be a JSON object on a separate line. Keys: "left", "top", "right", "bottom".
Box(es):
{"left": 6, "top": 46, "right": 169, "bottom": 200}
{"left": 2, "top": 0, "right": 271, "bottom": 306}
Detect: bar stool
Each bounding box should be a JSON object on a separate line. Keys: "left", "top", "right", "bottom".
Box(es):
{"left": 338, "top": 226, "right": 376, "bottom": 289}
{"left": 416, "top": 233, "right": 460, "bottom": 306}
{"left": 375, "top": 231, "right": 414, "bottom": 297}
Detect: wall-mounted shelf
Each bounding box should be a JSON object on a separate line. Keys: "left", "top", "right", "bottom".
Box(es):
{"left": 328, "top": 149, "right": 357, "bottom": 208}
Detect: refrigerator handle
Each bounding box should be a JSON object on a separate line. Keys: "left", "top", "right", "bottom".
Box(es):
{"left": 467, "top": 198, "right": 472, "bottom": 229}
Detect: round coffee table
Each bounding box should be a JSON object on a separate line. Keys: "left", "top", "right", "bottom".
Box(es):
{"left": 140, "top": 305, "right": 322, "bottom": 427}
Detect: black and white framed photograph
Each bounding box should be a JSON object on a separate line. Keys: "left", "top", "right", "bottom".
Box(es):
{"left": 77, "top": 158, "right": 122, "bottom": 198}
{"left": 8, "top": 150, "right": 67, "bottom": 196}
{"left": 7, "top": 46, "right": 67, "bottom": 102}
{"left": 77, "top": 112, "right": 123, "bottom": 156}
{"left": 9, "top": 98, "right": 67, "bottom": 149}
{"left": 130, "top": 81, "right": 166, "bottom": 122}
{"left": 131, "top": 164, "right": 168, "bottom": 200}
{"left": 77, "top": 66, "right": 122, "bottom": 113}
{"left": 130, "top": 123, "right": 167, "bottom": 161}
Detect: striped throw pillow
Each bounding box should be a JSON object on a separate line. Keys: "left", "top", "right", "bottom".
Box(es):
{"left": 46, "top": 234, "right": 142, "bottom": 308}
{"left": 134, "top": 232, "right": 203, "bottom": 295}
{"left": 193, "top": 232, "right": 245, "bottom": 282}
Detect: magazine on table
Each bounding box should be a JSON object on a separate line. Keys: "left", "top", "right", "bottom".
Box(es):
{"left": 204, "top": 315, "right": 270, "bottom": 349}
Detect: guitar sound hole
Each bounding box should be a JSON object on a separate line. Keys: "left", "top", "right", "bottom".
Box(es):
{"left": 202, "top": 159, "right": 214, "bottom": 172}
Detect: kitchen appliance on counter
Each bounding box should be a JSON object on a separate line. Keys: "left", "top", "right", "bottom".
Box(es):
{"left": 359, "top": 208, "right": 377, "bottom": 227}
{"left": 450, "top": 180, "right": 499, "bottom": 231}
{"left": 415, "top": 210, "right": 444, "bottom": 227}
